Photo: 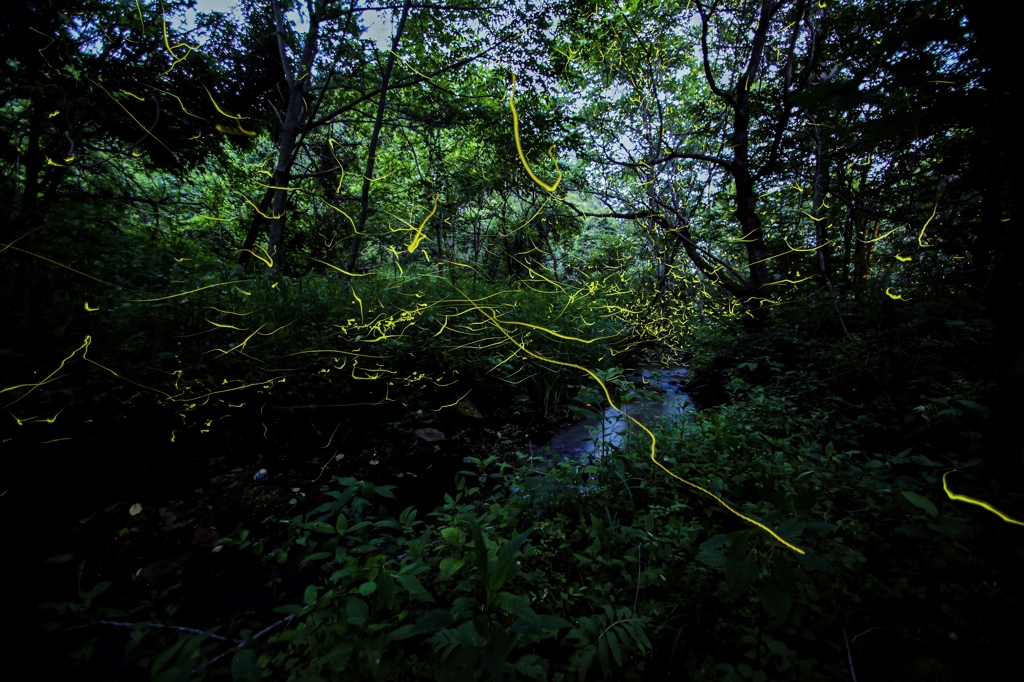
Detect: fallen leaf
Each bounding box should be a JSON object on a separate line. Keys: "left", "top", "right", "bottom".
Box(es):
{"left": 129, "top": 503, "right": 143, "bottom": 516}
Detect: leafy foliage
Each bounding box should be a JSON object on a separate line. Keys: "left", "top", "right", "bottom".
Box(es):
{"left": 4, "top": 1, "right": 1023, "bottom": 680}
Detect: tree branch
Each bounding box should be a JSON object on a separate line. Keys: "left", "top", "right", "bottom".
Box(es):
{"left": 694, "top": 0, "right": 737, "bottom": 110}
{"left": 60, "top": 620, "right": 244, "bottom": 646}
{"left": 312, "top": 34, "right": 511, "bottom": 128}
{"left": 623, "top": 149, "right": 733, "bottom": 171}
{"left": 271, "top": 0, "right": 296, "bottom": 90}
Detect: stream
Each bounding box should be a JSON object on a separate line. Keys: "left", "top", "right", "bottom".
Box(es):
{"left": 526, "top": 366, "right": 695, "bottom": 462}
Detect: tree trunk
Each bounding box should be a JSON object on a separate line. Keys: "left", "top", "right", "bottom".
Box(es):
{"left": 851, "top": 213, "right": 877, "bottom": 300}
{"left": 727, "top": 0, "right": 778, "bottom": 318}
{"left": 810, "top": 125, "right": 850, "bottom": 337}
{"left": 19, "top": 114, "right": 43, "bottom": 223}
{"left": 344, "top": 0, "right": 412, "bottom": 275}
{"left": 963, "top": 0, "right": 1024, "bottom": 477}
{"left": 238, "top": 187, "right": 275, "bottom": 266}
{"left": 265, "top": 91, "right": 303, "bottom": 272}
{"left": 263, "top": 0, "right": 326, "bottom": 274}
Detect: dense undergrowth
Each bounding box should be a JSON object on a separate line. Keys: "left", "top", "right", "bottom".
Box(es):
{"left": 13, "top": 237, "right": 1022, "bottom": 680}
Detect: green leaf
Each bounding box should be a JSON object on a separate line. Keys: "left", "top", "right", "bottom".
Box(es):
{"left": 513, "top": 654, "right": 546, "bottom": 679}
{"left": 697, "top": 533, "right": 729, "bottom": 568}
{"left": 299, "top": 551, "right": 331, "bottom": 568}
{"left": 901, "top": 490, "right": 938, "bottom": 517}
{"left": 439, "top": 556, "right": 465, "bottom": 579}
{"left": 271, "top": 604, "right": 304, "bottom": 615}
{"left": 230, "top": 649, "right": 262, "bottom": 682}
{"left": 397, "top": 574, "right": 434, "bottom": 602}
{"left": 776, "top": 519, "right": 805, "bottom": 540}
{"left": 441, "top": 527, "right": 462, "bottom": 545}
{"left": 957, "top": 399, "right": 986, "bottom": 412}
{"left": 358, "top": 581, "right": 377, "bottom": 596}
{"left": 303, "top": 584, "right": 318, "bottom": 605}
{"left": 767, "top": 639, "right": 790, "bottom": 658}
{"left": 699, "top": 533, "right": 729, "bottom": 551}
{"left": 80, "top": 580, "right": 112, "bottom": 608}
{"left": 346, "top": 521, "right": 373, "bottom": 535}
{"left": 466, "top": 516, "right": 489, "bottom": 582}
{"left": 347, "top": 597, "right": 369, "bottom": 626}
{"left": 795, "top": 551, "right": 831, "bottom": 572}
{"left": 536, "top": 614, "right": 572, "bottom": 632}
{"left": 724, "top": 533, "right": 757, "bottom": 596}
{"left": 377, "top": 569, "right": 397, "bottom": 609}
{"left": 577, "top": 646, "right": 596, "bottom": 682}
{"left": 606, "top": 627, "right": 623, "bottom": 666}
{"left": 456, "top": 621, "right": 487, "bottom": 648}
{"left": 390, "top": 609, "right": 454, "bottom": 640}
{"left": 151, "top": 634, "right": 188, "bottom": 677}
{"left": 373, "top": 485, "right": 396, "bottom": 499}
{"left": 490, "top": 526, "right": 534, "bottom": 592}
{"left": 482, "top": 623, "right": 511, "bottom": 680}
{"left": 757, "top": 580, "right": 792, "bottom": 622}
{"left": 597, "top": 636, "right": 610, "bottom": 678}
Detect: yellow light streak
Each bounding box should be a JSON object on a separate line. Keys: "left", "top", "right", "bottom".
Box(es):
{"left": 87, "top": 77, "right": 177, "bottom": 158}
{"left": 129, "top": 279, "right": 252, "bottom": 302}
{"left": 943, "top": 470, "right": 1024, "bottom": 526}
{"left": 885, "top": 288, "right": 910, "bottom": 301}
{"left": 309, "top": 258, "right": 370, "bottom": 278}
{"left": 509, "top": 74, "right": 562, "bottom": 193}
{"left": 159, "top": 1, "right": 193, "bottom": 73}
{"left": 407, "top": 195, "right": 438, "bottom": 253}
{"left": 918, "top": 201, "right": 937, "bottom": 248}
{"left": 456, "top": 285, "right": 804, "bottom": 554}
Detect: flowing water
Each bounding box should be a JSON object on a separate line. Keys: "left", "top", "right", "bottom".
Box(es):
{"left": 527, "top": 366, "right": 694, "bottom": 462}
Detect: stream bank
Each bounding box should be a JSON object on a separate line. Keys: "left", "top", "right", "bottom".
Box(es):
{"left": 523, "top": 366, "right": 695, "bottom": 463}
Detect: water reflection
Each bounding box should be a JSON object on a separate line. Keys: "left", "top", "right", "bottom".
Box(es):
{"left": 528, "top": 366, "right": 694, "bottom": 462}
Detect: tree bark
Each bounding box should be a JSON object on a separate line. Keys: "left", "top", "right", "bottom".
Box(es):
{"left": 729, "top": 0, "right": 777, "bottom": 308}
{"left": 238, "top": 187, "right": 275, "bottom": 265}
{"left": 19, "top": 113, "right": 44, "bottom": 223}
{"left": 963, "top": 0, "right": 1024, "bottom": 477}
{"left": 344, "top": 0, "right": 412, "bottom": 276}
{"left": 264, "top": 0, "right": 325, "bottom": 274}
{"left": 810, "top": 124, "right": 850, "bottom": 338}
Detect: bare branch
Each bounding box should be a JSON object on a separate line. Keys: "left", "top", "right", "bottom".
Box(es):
{"left": 756, "top": 0, "right": 812, "bottom": 181}
{"left": 694, "top": 0, "right": 737, "bottom": 110}
{"left": 60, "top": 620, "right": 244, "bottom": 646}
{"left": 623, "top": 150, "right": 733, "bottom": 171}
{"left": 271, "top": 0, "right": 296, "bottom": 90}
{"left": 312, "top": 33, "right": 513, "bottom": 128}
